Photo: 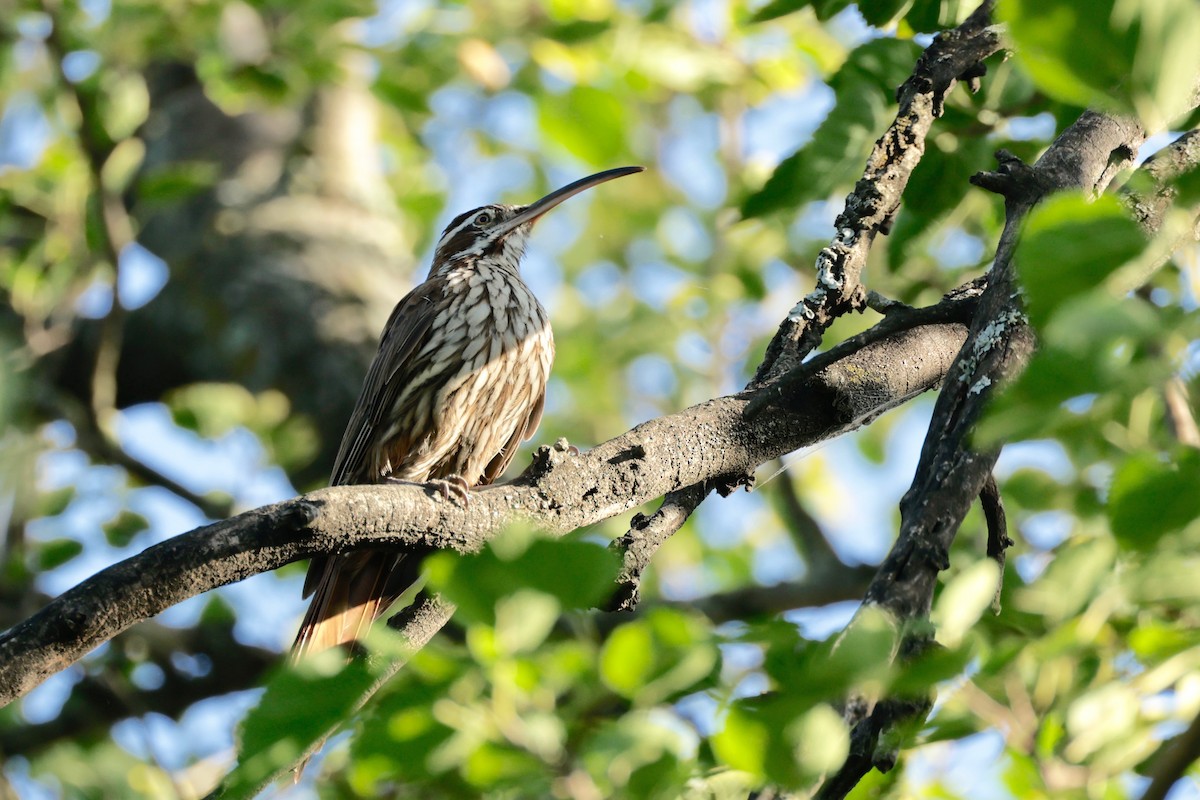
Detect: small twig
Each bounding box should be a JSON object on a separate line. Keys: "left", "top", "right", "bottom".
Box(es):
{"left": 771, "top": 461, "right": 840, "bottom": 569}
{"left": 1140, "top": 708, "right": 1200, "bottom": 800}
{"left": 752, "top": 0, "right": 1003, "bottom": 385}
{"left": 969, "top": 148, "right": 1050, "bottom": 204}
{"left": 50, "top": 393, "right": 235, "bottom": 520}
{"left": 865, "top": 291, "right": 912, "bottom": 315}
{"left": 979, "top": 472, "right": 1012, "bottom": 613}
{"left": 607, "top": 482, "right": 712, "bottom": 612}
{"left": 746, "top": 276, "right": 986, "bottom": 419}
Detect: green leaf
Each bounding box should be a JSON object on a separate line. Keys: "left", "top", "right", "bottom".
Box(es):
{"left": 904, "top": 0, "right": 952, "bottom": 31}
{"left": 711, "top": 704, "right": 770, "bottom": 776}
{"left": 35, "top": 486, "right": 75, "bottom": 518}
{"left": 1001, "top": 0, "right": 1200, "bottom": 126}
{"left": 742, "top": 38, "right": 923, "bottom": 217}
{"left": 137, "top": 162, "right": 219, "bottom": 205}
{"left": 750, "top": 0, "right": 815, "bottom": 24}
{"left": 35, "top": 538, "right": 84, "bottom": 570}
{"left": 788, "top": 704, "right": 850, "bottom": 776}
{"left": 1016, "top": 193, "right": 1146, "bottom": 329}
{"left": 220, "top": 654, "right": 377, "bottom": 799}
{"left": 858, "top": 0, "right": 911, "bottom": 27}
{"left": 426, "top": 536, "right": 620, "bottom": 624}
{"left": 1128, "top": 623, "right": 1200, "bottom": 664}
{"left": 1014, "top": 536, "right": 1116, "bottom": 623}
{"left": 599, "top": 608, "right": 717, "bottom": 705}
{"left": 103, "top": 511, "right": 149, "bottom": 548}
{"left": 1108, "top": 450, "right": 1200, "bottom": 551}
{"left": 599, "top": 619, "right": 656, "bottom": 697}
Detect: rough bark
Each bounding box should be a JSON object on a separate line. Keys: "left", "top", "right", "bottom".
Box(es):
{"left": 816, "top": 110, "right": 1149, "bottom": 800}
{"left": 753, "top": 0, "right": 1001, "bottom": 383}
{"left": 0, "top": 311, "right": 970, "bottom": 707}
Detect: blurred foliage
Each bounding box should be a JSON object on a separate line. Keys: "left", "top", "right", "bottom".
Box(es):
{"left": 1, "top": 0, "right": 1200, "bottom": 798}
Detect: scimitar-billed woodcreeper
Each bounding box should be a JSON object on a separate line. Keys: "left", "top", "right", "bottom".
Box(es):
{"left": 293, "top": 166, "right": 644, "bottom": 656}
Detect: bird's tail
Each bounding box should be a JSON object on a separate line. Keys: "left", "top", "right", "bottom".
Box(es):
{"left": 291, "top": 552, "right": 405, "bottom": 659}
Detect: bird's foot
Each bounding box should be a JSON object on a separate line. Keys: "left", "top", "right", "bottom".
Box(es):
{"left": 429, "top": 475, "right": 472, "bottom": 506}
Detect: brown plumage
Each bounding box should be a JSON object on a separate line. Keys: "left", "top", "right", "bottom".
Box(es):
{"left": 293, "top": 166, "right": 643, "bottom": 656}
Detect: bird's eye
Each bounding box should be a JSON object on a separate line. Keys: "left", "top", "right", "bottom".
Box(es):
{"left": 475, "top": 212, "right": 492, "bottom": 225}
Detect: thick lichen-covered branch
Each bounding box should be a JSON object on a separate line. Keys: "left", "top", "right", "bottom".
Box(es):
{"left": 752, "top": 0, "right": 1003, "bottom": 384}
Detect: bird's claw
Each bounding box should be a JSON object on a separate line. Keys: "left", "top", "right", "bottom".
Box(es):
{"left": 429, "top": 475, "right": 472, "bottom": 506}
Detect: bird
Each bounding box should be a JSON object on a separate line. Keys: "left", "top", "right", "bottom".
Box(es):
{"left": 293, "top": 166, "right": 644, "bottom": 657}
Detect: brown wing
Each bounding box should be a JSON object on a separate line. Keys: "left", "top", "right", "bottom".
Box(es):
{"left": 480, "top": 379, "right": 548, "bottom": 485}
{"left": 301, "top": 279, "right": 444, "bottom": 600}
{"left": 329, "top": 279, "right": 445, "bottom": 487}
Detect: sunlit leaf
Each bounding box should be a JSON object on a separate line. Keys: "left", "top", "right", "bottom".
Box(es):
{"left": 1016, "top": 193, "right": 1145, "bottom": 329}
{"left": 1108, "top": 450, "right": 1200, "bottom": 550}
{"left": 426, "top": 536, "right": 620, "bottom": 624}
{"left": 102, "top": 510, "right": 149, "bottom": 547}
{"left": 599, "top": 608, "right": 717, "bottom": 705}
{"left": 34, "top": 538, "right": 84, "bottom": 570}
{"left": 221, "top": 654, "right": 377, "bottom": 799}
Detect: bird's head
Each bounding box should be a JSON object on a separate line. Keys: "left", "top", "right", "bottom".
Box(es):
{"left": 430, "top": 165, "right": 644, "bottom": 277}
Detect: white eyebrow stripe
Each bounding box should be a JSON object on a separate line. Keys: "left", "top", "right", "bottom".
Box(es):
{"left": 434, "top": 212, "right": 479, "bottom": 254}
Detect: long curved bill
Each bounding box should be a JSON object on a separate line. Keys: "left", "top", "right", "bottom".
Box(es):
{"left": 496, "top": 165, "right": 645, "bottom": 236}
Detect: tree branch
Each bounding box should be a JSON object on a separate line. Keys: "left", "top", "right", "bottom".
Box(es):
{"left": 607, "top": 482, "right": 713, "bottom": 612}
{"left": 752, "top": 0, "right": 1003, "bottom": 384}
{"left": 816, "top": 107, "right": 1149, "bottom": 799}
{"left": 1140, "top": 707, "right": 1200, "bottom": 800}
{"left": 771, "top": 460, "right": 841, "bottom": 570}
{"left": 1124, "top": 128, "right": 1200, "bottom": 234}
{"left": 0, "top": 312, "right": 971, "bottom": 707}
{"left": 0, "top": 618, "right": 273, "bottom": 756}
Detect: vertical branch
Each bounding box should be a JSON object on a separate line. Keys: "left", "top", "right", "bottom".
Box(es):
{"left": 815, "top": 112, "right": 1148, "bottom": 799}
{"left": 752, "top": 1, "right": 1002, "bottom": 384}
